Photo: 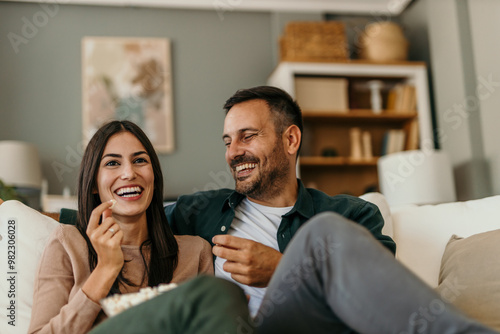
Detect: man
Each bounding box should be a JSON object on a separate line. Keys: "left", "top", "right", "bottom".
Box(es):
{"left": 165, "top": 86, "right": 395, "bottom": 316}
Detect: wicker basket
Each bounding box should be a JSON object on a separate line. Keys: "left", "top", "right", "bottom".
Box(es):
{"left": 280, "top": 21, "right": 349, "bottom": 62}
{"left": 358, "top": 22, "right": 408, "bottom": 62}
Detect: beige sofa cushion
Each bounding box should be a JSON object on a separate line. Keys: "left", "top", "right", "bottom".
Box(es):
{"left": 436, "top": 230, "right": 500, "bottom": 331}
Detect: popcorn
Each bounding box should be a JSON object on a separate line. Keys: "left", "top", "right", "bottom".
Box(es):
{"left": 100, "top": 283, "right": 178, "bottom": 317}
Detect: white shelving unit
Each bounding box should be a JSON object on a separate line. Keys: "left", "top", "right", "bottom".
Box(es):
{"left": 267, "top": 61, "right": 434, "bottom": 196}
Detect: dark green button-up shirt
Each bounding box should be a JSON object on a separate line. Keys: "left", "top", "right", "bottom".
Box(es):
{"left": 165, "top": 180, "right": 396, "bottom": 254}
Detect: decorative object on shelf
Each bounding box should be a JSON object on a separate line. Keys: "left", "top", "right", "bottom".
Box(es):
{"left": 358, "top": 22, "right": 408, "bottom": 62}
{"left": 378, "top": 150, "right": 456, "bottom": 206}
{"left": 82, "top": 37, "right": 174, "bottom": 153}
{"left": 367, "top": 80, "right": 383, "bottom": 114}
{"left": 361, "top": 131, "right": 373, "bottom": 159}
{"left": 295, "top": 77, "right": 348, "bottom": 113}
{"left": 0, "top": 141, "right": 42, "bottom": 209}
{"left": 349, "top": 127, "right": 363, "bottom": 160}
{"left": 321, "top": 148, "right": 339, "bottom": 157}
{"left": 280, "top": 21, "right": 348, "bottom": 62}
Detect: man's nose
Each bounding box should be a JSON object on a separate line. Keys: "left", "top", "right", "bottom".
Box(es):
{"left": 227, "top": 140, "right": 245, "bottom": 161}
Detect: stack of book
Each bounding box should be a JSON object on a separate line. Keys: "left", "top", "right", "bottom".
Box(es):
{"left": 381, "top": 129, "right": 406, "bottom": 156}
{"left": 386, "top": 84, "right": 417, "bottom": 113}
{"left": 381, "top": 120, "right": 419, "bottom": 156}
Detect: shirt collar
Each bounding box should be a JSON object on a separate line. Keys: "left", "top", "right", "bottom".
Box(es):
{"left": 222, "top": 190, "right": 246, "bottom": 212}
{"left": 221, "top": 179, "right": 314, "bottom": 218}
{"left": 282, "top": 179, "right": 315, "bottom": 219}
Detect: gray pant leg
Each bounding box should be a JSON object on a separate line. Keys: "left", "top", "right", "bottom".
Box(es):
{"left": 255, "top": 212, "right": 496, "bottom": 334}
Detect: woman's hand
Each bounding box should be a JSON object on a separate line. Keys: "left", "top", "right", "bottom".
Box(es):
{"left": 87, "top": 200, "right": 124, "bottom": 272}
{"left": 0, "top": 198, "right": 3, "bottom": 205}
{"left": 82, "top": 200, "right": 124, "bottom": 303}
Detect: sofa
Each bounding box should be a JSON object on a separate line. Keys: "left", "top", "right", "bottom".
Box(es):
{"left": 1, "top": 194, "right": 500, "bottom": 334}
{"left": 361, "top": 192, "right": 500, "bottom": 331}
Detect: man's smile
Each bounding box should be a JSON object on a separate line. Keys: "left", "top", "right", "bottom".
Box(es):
{"left": 235, "top": 163, "right": 257, "bottom": 173}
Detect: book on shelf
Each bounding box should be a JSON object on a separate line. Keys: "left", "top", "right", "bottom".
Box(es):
{"left": 405, "top": 119, "right": 419, "bottom": 150}
{"left": 386, "top": 84, "right": 417, "bottom": 113}
{"left": 381, "top": 129, "right": 407, "bottom": 155}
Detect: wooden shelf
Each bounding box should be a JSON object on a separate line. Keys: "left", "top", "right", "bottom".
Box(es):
{"left": 302, "top": 110, "right": 417, "bottom": 122}
{"left": 300, "top": 156, "right": 379, "bottom": 166}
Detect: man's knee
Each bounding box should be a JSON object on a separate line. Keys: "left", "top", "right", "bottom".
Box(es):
{"left": 184, "top": 275, "right": 247, "bottom": 304}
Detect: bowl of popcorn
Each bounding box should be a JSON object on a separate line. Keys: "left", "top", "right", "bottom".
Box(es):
{"left": 100, "top": 283, "right": 178, "bottom": 317}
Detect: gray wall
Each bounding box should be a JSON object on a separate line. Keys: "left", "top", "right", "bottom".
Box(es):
{"left": 0, "top": 2, "right": 276, "bottom": 198}
{"left": 468, "top": 0, "right": 500, "bottom": 196}
{"left": 426, "top": 0, "right": 496, "bottom": 200}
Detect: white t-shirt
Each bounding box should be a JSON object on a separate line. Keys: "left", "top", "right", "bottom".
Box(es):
{"left": 214, "top": 198, "right": 293, "bottom": 316}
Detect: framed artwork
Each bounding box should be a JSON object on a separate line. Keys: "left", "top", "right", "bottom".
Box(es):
{"left": 82, "top": 37, "right": 174, "bottom": 153}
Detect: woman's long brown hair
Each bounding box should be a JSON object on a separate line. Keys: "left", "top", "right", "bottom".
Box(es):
{"left": 76, "top": 120, "right": 178, "bottom": 294}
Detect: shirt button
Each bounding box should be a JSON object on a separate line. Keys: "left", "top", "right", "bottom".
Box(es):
{"left": 221, "top": 226, "right": 226, "bottom": 232}
{"left": 281, "top": 233, "right": 285, "bottom": 238}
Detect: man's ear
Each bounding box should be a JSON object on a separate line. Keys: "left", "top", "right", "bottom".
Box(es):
{"left": 283, "top": 125, "right": 301, "bottom": 156}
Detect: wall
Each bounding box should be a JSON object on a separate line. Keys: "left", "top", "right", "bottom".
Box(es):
{"left": 425, "top": 0, "right": 495, "bottom": 200}
{"left": 0, "top": 2, "right": 275, "bottom": 198}
{"left": 467, "top": 0, "right": 500, "bottom": 196}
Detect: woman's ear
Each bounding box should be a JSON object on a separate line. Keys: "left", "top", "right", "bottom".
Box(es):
{"left": 283, "top": 125, "right": 301, "bottom": 156}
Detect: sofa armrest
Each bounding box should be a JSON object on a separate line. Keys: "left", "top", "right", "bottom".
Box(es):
{"left": 41, "top": 212, "right": 60, "bottom": 222}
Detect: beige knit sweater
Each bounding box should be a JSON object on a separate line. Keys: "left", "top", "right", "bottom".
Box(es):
{"left": 28, "top": 224, "right": 214, "bottom": 334}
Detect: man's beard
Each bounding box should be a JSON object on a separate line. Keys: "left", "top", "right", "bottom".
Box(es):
{"left": 233, "top": 140, "right": 290, "bottom": 201}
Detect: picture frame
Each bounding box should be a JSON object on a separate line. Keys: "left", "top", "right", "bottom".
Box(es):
{"left": 82, "top": 37, "right": 174, "bottom": 153}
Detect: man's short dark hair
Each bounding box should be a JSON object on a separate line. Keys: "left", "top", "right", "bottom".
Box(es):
{"left": 223, "top": 86, "right": 303, "bottom": 156}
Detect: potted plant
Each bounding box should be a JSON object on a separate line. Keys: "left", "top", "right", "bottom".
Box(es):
{"left": 0, "top": 179, "right": 26, "bottom": 202}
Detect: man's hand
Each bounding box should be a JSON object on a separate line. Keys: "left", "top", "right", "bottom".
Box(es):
{"left": 212, "top": 235, "right": 282, "bottom": 287}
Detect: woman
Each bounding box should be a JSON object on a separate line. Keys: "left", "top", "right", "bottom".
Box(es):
{"left": 27, "top": 121, "right": 214, "bottom": 334}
